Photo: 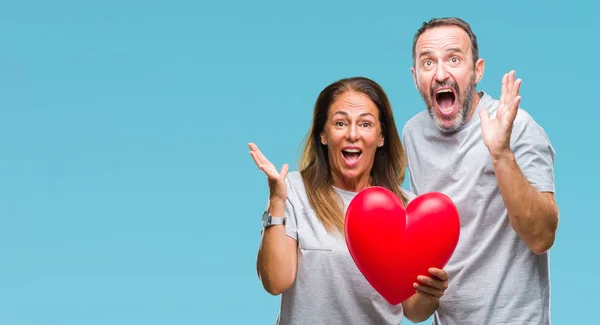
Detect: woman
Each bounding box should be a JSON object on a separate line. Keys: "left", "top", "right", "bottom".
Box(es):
{"left": 248, "top": 77, "right": 448, "bottom": 324}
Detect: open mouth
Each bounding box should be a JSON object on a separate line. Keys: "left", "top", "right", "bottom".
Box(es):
{"left": 435, "top": 88, "right": 456, "bottom": 116}
{"left": 341, "top": 148, "right": 362, "bottom": 166}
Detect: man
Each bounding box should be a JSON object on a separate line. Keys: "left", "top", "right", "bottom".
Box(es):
{"left": 401, "top": 17, "right": 559, "bottom": 325}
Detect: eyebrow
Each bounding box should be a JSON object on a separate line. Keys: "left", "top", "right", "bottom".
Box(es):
{"left": 332, "top": 111, "right": 375, "bottom": 118}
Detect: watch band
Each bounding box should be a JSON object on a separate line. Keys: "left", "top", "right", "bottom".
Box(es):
{"left": 262, "top": 211, "right": 286, "bottom": 228}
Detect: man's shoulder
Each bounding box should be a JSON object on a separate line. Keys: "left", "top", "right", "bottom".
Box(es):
{"left": 402, "top": 110, "right": 430, "bottom": 137}
{"left": 479, "top": 91, "right": 549, "bottom": 144}
{"left": 400, "top": 187, "right": 417, "bottom": 202}
{"left": 479, "top": 91, "right": 537, "bottom": 127}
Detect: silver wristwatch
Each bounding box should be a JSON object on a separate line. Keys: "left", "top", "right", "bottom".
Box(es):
{"left": 262, "top": 211, "right": 286, "bottom": 228}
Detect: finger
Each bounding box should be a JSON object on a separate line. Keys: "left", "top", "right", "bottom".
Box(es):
{"left": 250, "top": 144, "right": 277, "bottom": 172}
{"left": 251, "top": 152, "right": 279, "bottom": 179}
{"left": 280, "top": 163, "right": 289, "bottom": 179}
{"left": 414, "top": 282, "right": 444, "bottom": 298}
{"left": 420, "top": 273, "right": 448, "bottom": 291}
{"left": 513, "top": 78, "right": 522, "bottom": 97}
{"left": 261, "top": 164, "right": 280, "bottom": 180}
{"left": 508, "top": 78, "right": 522, "bottom": 117}
{"left": 248, "top": 142, "right": 268, "bottom": 164}
{"left": 248, "top": 143, "right": 263, "bottom": 163}
{"left": 248, "top": 142, "right": 261, "bottom": 157}
{"left": 505, "top": 95, "right": 522, "bottom": 125}
{"left": 513, "top": 95, "right": 522, "bottom": 109}
{"left": 499, "top": 73, "right": 508, "bottom": 108}
{"left": 507, "top": 70, "right": 515, "bottom": 99}
{"left": 417, "top": 275, "right": 445, "bottom": 290}
{"left": 428, "top": 268, "right": 448, "bottom": 281}
{"left": 249, "top": 151, "right": 262, "bottom": 169}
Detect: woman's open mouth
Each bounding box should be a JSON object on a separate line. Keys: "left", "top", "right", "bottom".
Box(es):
{"left": 434, "top": 88, "right": 457, "bottom": 116}
{"left": 341, "top": 147, "right": 362, "bottom": 167}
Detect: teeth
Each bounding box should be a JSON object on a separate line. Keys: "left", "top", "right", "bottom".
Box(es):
{"left": 436, "top": 89, "right": 452, "bottom": 94}
{"left": 343, "top": 149, "right": 361, "bottom": 153}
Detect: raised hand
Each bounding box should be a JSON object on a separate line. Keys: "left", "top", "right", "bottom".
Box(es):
{"left": 248, "top": 142, "right": 289, "bottom": 201}
{"left": 479, "top": 70, "right": 522, "bottom": 158}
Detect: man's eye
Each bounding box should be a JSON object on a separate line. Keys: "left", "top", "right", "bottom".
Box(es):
{"left": 450, "top": 57, "right": 459, "bottom": 63}
{"left": 336, "top": 121, "right": 345, "bottom": 127}
{"left": 361, "top": 122, "right": 371, "bottom": 128}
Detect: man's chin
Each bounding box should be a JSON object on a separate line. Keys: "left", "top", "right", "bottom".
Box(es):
{"left": 428, "top": 107, "right": 456, "bottom": 121}
{"left": 430, "top": 110, "right": 463, "bottom": 132}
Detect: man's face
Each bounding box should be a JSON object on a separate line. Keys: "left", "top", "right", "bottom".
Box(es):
{"left": 411, "top": 26, "right": 484, "bottom": 132}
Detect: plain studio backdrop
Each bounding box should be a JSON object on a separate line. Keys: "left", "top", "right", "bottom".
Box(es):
{"left": 0, "top": 0, "right": 597, "bottom": 324}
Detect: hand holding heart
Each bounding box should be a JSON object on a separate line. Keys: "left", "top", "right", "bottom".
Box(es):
{"left": 479, "top": 70, "right": 522, "bottom": 158}
{"left": 345, "top": 187, "right": 460, "bottom": 305}
{"left": 414, "top": 267, "right": 449, "bottom": 302}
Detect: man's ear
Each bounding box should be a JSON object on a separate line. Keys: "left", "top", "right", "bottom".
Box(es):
{"left": 474, "top": 58, "right": 485, "bottom": 84}
{"left": 410, "top": 66, "right": 419, "bottom": 91}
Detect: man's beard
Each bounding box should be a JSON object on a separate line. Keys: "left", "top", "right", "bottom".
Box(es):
{"left": 421, "top": 74, "right": 476, "bottom": 133}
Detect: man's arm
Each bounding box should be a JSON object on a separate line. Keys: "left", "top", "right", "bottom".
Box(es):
{"left": 480, "top": 71, "right": 559, "bottom": 255}
{"left": 492, "top": 151, "right": 559, "bottom": 254}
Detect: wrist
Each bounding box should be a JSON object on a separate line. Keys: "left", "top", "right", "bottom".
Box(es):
{"left": 269, "top": 194, "right": 286, "bottom": 204}
{"left": 490, "top": 149, "right": 515, "bottom": 164}
{"left": 268, "top": 198, "right": 286, "bottom": 216}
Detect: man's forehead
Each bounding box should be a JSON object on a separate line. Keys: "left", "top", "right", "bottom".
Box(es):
{"left": 416, "top": 26, "right": 470, "bottom": 53}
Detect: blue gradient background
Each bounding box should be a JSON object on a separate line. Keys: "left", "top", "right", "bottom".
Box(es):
{"left": 1, "top": 1, "right": 597, "bottom": 324}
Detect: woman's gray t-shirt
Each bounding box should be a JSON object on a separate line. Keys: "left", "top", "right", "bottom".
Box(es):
{"left": 272, "top": 170, "right": 416, "bottom": 325}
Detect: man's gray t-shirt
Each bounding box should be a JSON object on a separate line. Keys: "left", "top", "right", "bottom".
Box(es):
{"left": 274, "top": 170, "right": 416, "bottom": 325}
{"left": 401, "top": 92, "right": 556, "bottom": 325}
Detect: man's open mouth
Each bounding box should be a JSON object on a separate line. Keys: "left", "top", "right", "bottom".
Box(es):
{"left": 435, "top": 88, "right": 456, "bottom": 116}
{"left": 342, "top": 148, "right": 362, "bottom": 166}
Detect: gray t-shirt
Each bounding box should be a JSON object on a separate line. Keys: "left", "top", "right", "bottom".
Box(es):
{"left": 274, "top": 170, "right": 416, "bottom": 325}
{"left": 401, "top": 91, "right": 556, "bottom": 325}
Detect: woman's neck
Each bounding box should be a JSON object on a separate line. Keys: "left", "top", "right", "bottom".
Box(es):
{"left": 331, "top": 173, "right": 371, "bottom": 193}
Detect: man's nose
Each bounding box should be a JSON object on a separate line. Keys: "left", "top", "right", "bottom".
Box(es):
{"left": 434, "top": 64, "right": 449, "bottom": 82}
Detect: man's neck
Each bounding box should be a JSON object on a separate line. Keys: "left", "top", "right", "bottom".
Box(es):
{"left": 465, "top": 91, "right": 484, "bottom": 123}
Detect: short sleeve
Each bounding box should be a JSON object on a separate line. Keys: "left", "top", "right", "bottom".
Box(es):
{"left": 402, "top": 125, "right": 420, "bottom": 196}
{"left": 283, "top": 196, "right": 298, "bottom": 240}
{"left": 511, "top": 111, "right": 556, "bottom": 193}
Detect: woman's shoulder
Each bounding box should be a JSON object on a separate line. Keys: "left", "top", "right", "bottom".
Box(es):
{"left": 285, "top": 170, "right": 305, "bottom": 190}
{"left": 283, "top": 170, "right": 309, "bottom": 203}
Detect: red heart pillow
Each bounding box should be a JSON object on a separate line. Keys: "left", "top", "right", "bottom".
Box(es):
{"left": 345, "top": 186, "right": 460, "bottom": 305}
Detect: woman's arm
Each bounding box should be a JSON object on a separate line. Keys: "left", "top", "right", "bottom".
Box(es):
{"left": 257, "top": 198, "right": 298, "bottom": 295}
{"left": 249, "top": 142, "right": 298, "bottom": 295}
{"left": 401, "top": 268, "right": 448, "bottom": 322}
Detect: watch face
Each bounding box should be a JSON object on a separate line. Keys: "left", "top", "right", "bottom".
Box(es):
{"left": 262, "top": 211, "right": 270, "bottom": 227}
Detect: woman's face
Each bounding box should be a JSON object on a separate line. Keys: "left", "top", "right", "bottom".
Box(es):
{"left": 321, "top": 91, "right": 384, "bottom": 191}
